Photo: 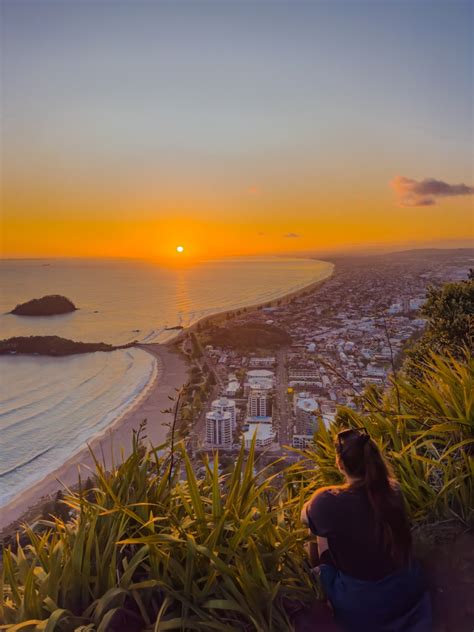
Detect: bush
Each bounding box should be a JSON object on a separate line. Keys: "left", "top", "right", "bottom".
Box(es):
{"left": 2, "top": 353, "right": 472, "bottom": 631}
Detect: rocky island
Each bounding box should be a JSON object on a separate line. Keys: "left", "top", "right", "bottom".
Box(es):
{"left": 0, "top": 336, "right": 136, "bottom": 357}
{"left": 10, "top": 295, "right": 78, "bottom": 316}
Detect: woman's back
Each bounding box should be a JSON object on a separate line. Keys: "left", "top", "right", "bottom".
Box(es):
{"left": 307, "top": 484, "right": 404, "bottom": 580}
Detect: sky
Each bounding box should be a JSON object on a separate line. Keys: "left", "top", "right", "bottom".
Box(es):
{"left": 1, "top": 0, "right": 473, "bottom": 260}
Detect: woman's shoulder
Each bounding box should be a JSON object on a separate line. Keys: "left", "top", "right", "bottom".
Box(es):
{"left": 306, "top": 485, "right": 349, "bottom": 534}
{"left": 310, "top": 485, "right": 348, "bottom": 507}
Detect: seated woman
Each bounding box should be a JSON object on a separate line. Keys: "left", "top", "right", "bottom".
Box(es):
{"left": 301, "top": 428, "right": 432, "bottom": 632}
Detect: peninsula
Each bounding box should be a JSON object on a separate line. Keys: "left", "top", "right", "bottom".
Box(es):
{"left": 0, "top": 335, "right": 136, "bottom": 357}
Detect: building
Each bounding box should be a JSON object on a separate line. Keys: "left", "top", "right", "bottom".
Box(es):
{"left": 211, "top": 397, "right": 237, "bottom": 430}
{"left": 292, "top": 435, "right": 314, "bottom": 449}
{"left": 225, "top": 375, "right": 240, "bottom": 398}
{"left": 246, "top": 369, "right": 275, "bottom": 382}
{"left": 249, "top": 356, "right": 276, "bottom": 368}
{"left": 243, "top": 422, "right": 275, "bottom": 449}
{"left": 205, "top": 410, "right": 233, "bottom": 447}
{"left": 294, "top": 393, "right": 319, "bottom": 437}
{"left": 248, "top": 388, "right": 272, "bottom": 418}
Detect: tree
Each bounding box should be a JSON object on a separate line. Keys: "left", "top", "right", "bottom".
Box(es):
{"left": 404, "top": 275, "right": 473, "bottom": 377}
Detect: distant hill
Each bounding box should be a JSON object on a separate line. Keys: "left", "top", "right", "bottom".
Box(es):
{"left": 10, "top": 295, "right": 77, "bottom": 316}
{"left": 207, "top": 323, "right": 292, "bottom": 351}
{"left": 0, "top": 336, "right": 133, "bottom": 356}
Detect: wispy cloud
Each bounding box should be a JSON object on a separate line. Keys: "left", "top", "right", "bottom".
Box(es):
{"left": 390, "top": 175, "right": 474, "bottom": 207}
{"left": 284, "top": 232, "right": 300, "bottom": 238}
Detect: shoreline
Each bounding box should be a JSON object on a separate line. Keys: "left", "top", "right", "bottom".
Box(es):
{"left": 170, "top": 261, "right": 335, "bottom": 343}
{"left": 0, "top": 260, "right": 334, "bottom": 536}
{"left": 0, "top": 343, "right": 189, "bottom": 534}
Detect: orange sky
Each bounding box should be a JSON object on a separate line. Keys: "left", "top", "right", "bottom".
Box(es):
{"left": 1, "top": 1, "right": 473, "bottom": 260}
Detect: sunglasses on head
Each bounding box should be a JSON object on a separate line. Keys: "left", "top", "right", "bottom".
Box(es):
{"left": 336, "top": 428, "right": 369, "bottom": 449}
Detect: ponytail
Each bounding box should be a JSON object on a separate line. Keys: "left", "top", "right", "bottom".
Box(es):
{"left": 336, "top": 430, "right": 411, "bottom": 566}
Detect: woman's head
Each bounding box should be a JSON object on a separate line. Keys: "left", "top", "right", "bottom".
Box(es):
{"left": 335, "top": 428, "right": 411, "bottom": 565}
{"left": 335, "top": 428, "right": 390, "bottom": 481}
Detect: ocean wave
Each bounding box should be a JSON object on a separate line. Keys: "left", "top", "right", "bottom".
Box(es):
{"left": 0, "top": 446, "right": 53, "bottom": 478}
{"left": 0, "top": 349, "right": 157, "bottom": 507}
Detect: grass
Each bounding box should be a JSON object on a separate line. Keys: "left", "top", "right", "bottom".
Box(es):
{"left": 1, "top": 352, "right": 472, "bottom": 631}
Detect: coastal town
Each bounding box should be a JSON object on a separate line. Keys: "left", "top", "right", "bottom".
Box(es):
{"left": 179, "top": 250, "right": 472, "bottom": 455}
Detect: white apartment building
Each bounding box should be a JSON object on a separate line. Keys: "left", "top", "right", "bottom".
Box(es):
{"left": 293, "top": 393, "right": 319, "bottom": 438}
{"left": 248, "top": 387, "right": 272, "bottom": 419}
{"left": 205, "top": 410, "right": 233, "bottom": 448}
{"left": 211, "top": 397, "right": 237, "bottom": 430}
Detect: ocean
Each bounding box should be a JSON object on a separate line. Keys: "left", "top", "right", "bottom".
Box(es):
{"left": 0, "top": 256, "right": 332, "bottom": 507}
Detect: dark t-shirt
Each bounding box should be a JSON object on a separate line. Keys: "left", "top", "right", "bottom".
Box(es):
{"left": 307, "top": 484, "right": 405, "bottom": 581}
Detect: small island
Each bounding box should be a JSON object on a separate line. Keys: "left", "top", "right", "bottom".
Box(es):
{"left": 10, "top": 295, "right": 78, "bottom": 316}
{"left": 0, "top": 336, "right": 136, "bottom": 357}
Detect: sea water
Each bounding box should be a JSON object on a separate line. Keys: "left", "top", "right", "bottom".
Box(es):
{"left": 0, "top": 256, "right": 332, "bottom": 506}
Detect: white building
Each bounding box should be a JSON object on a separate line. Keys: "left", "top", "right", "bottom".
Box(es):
{"left": 248, "top": 389, "right": 271, "bottom": 418}
{"left": 249, "top": 357, "right": 276, "bottom": 368}
{"left": 211, "top": 397, "right": 237, "bottom": 430}
{"left": 292, "top": 435, "right": 314, "bottom": 449}
{"left": 243, "top": 422, "right": 275, "bottom": 449}
{"left": 294, "top": 393, "right": 319, "bottom": 437}
{"left": 246, "top": 369, "right": 274, "bottom": 380}
{"left": 205, "top": 410, "right": 233, "bottom": 447}
{"left": 246, "top": 377, "right": 273, "bottom": 394}
{"left": 225, "top": 374, "right": 240, "bottom": 398}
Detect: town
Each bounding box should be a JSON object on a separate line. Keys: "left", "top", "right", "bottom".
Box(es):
{"left": 177, "top": 250, "right": 472, "bottom": 456}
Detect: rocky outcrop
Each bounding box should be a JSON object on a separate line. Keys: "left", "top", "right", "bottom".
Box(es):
{"left": 10, "top": 295, "right": 77, "bottom": 316}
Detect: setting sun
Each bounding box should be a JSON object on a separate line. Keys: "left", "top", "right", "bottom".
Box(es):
{"left": 176, "top": 246, "right": 184, "bottom": 253}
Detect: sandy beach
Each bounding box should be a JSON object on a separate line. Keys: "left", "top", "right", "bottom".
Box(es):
{"left": 0, "top": 264, "right": 334, "bottom": 534}
{"left": 0, "top": 343, "right": 188, "bottom": 532}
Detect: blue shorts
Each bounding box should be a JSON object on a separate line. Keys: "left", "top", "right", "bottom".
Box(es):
{"left": 319, "top": 562, "right": 432, "bottom": 632}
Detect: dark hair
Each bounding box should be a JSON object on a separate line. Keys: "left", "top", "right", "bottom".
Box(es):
{"left": 336, "top": 429, "right": 411, "bottom": 566}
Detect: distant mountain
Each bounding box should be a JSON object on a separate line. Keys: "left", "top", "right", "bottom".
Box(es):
{"left": 10, "top": 295, "right": 77, "bottom": 316}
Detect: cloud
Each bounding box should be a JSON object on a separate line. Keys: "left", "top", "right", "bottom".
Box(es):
{"left": 390, "top": 176, "right": 474, "bottom": 207}
{"left": 284, "top": 232, "right": 300, "bottom": 238}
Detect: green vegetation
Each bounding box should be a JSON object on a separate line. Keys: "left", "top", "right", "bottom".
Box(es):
{"left": 206, "top": 324, "right": 292, "bottom": 352}
{"left": 1, "top": 278, "right": 473, "bottom": 630}
{"left": 1, "top": 436, "right": 316, "bottom": 630}
{"left": 404, "top": 275, "right": 473, "bottom": 378}
{"left": 0, "top": 336, "right": 128, "bottom": 357}
{"left": 2, "top": 352, "right": 472, "bottom": 631}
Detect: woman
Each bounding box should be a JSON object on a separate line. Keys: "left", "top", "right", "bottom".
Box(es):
{"left": 301, "top": 428, "right": 432, "bottom": 631}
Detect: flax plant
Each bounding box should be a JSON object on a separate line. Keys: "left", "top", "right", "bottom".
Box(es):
{"left": 1, "top": 352, "right": 472, "bottom": 631}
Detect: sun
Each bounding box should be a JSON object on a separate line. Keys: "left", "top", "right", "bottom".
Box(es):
{"left": 176, "top": 245, "right": 184, "bottom": 253}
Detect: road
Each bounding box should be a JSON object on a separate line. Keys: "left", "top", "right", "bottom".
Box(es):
{"left": 275, "top": 349, "right": 292, "bottom": 447}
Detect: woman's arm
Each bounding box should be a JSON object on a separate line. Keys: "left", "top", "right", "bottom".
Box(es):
{"left": 301, "top": 501, "right": 310, "bottom": 526}
{"left": 317, "top": 535, "right": 329, "bottom": 557}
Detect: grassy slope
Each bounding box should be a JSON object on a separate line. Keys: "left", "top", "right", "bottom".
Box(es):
{"left": 1, "top": 353, "right": 472, "bottom": 631}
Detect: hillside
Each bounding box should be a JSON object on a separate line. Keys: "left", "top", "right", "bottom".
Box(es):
{"left": 1, "top": 351, "right": 472, "bottom": 630}
{"left": 0, "top": 335, "right": 131, "bottom": 356}
{"left": 206, "top": 323, "right": 292, "bottom": 351}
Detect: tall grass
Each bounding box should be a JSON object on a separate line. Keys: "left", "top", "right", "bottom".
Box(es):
{"left": 1, "top": 353, "right": 472, "bottom": 631}
{"left": 291, "top": 353, "right": 473, "bottom": 525}
{"left": 1, "top": 435, "right": 316, "bottom": 631}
